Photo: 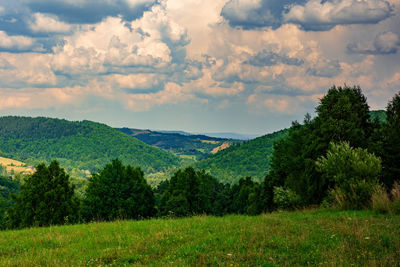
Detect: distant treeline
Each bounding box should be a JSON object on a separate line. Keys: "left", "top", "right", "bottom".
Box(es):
{"left": 1, "top": 85, "right": 399, "bottom": 230}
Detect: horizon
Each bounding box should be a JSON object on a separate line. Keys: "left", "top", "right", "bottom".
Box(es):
{"left": 0, "top": 0, "right": 399, "bottom": 135}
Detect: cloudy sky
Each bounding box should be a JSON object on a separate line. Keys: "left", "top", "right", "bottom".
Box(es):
{"left": 0, "top": 0, "right": 399, "bottom": 135}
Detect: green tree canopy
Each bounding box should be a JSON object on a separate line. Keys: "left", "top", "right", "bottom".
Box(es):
{"left": 7, "top": 161, "right": 79, "bottom": 228}
{"left": 82, "top": 159, "right": 156, "bottom": 221}
{"left": 264, "top": 85, "right": 374, "bottom": 206}
{"left": 158, "top": 167, "right": 228, "bottom": 217}
{"left": 381, "top": 91, "right": 400, "bottom": 188}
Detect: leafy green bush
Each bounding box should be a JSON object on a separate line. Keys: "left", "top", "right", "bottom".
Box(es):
{"left": 316, "top": 142, "right": 381, "bottom": 210}
{"left": 273, "top": 186, "right": 301, "bottom": 210}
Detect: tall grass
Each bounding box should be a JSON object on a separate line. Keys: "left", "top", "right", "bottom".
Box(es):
{"left": 0, "top": 210, "right": 399, "bottom": 266}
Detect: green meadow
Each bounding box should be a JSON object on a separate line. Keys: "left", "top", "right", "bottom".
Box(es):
{"left": 0, "top": 210, "right": 399, "bottom": 266}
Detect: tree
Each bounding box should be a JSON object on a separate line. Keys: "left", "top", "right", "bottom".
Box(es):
{"left": 316, "top": 142, "right": 381, "bottom": 209}
{"left": 381, "top": 91, "right": 400, "bottom": 188}
{"left": 263, "top": 85, "right": 374, "bottom": 207}
{"left": 82, "top": 159, "right": 155, "bottom": 221}
{"left": 7, "top": 161, "right": 79, "bottom": 228}
{"left": 158, "top": 167, "right": 227, "bottom": 216}
{"left": 314, "top": 85, "right": 373, "bottom": 148}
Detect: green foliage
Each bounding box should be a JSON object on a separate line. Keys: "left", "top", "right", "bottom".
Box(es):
{"left": 314, "top": 85, "right": 373, "bottom": 149}
{"left": 82, "top": 159, "right": 156, "bottom": 221}
{"left": 228, "top": 177, "right": 262, "bottom": 215}
{"left": 273, "top": 186, "right": 301, "bottom": 210}
{"left": 0, "top": 117, "right": 181, "bottom": 182}
{"left": 370, "top": 110, "right": 387, "bottom": 122}
{"left": 316, "top": 142, "right": 381, "bottom": 210}
{"left": 7, "top": 161, "right": 79, "bottom": 229}
{"left": 0, "top": 176, "right": 20, "bottom": 229}
{"left": 158, "top": 167, "right": 227, "bottom": 216}
{"left": 194, "top": 129, "right": 288, "bottom": 183}
{"left": 380, "top": 92, "right": 400, "bottom": 188}
{"left": 266, "top": 85, "right": 375, "bottom": 206}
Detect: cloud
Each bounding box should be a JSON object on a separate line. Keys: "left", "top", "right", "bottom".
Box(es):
{"left": 23, "top": 0, "right": 157, "bottom": 24}
{"left": 221, "top": 0, "right": 393, "bottom": 31}
{"left": 307, "top": 58, "right": 342, "bottom": 78}
{"left": 124, "top": 82, "right": 195, "bottom": 111}
{"left": 221, "top": 0, "right": 300, "bottom": 29}
{"left": 347, "top": 31, "right": 400, "bottom": 54}
{"left": 0, "top": 58, "right": 14, "bottom": 69}
{"left": 29, "top": 13, "right": 72, "bottom": 33}
{"left": 245, "top": 49, "right": 304, "bottom": 66}
{"left": 50, "top": 4, "right": 189, "bottom": 76}
{"left": 0, "top": 31, "right": 38, "bottom": 52}
{"left": 284, "top": 0, "right": 394, "bottom": 31}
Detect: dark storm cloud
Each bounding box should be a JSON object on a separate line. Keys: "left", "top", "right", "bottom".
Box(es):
{"left": 221, "top": 0, "right": 393, "bottom": 31}
{"left": 221, "top": 0, "right": 306, "bottom": 29}
{"left": 23, "top": 0, "right": 158, "bottom": 24}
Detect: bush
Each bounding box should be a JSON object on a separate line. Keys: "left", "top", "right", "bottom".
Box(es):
{"left": 273, "top": 186, "right": 301, "bottom": 210}
{"left": 317, "top": 142, "right": 381, "bottom": 210}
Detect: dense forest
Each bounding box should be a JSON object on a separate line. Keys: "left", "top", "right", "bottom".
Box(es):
{"left": 194, "top": 129, "right": 288, "bottom": 183}
{"left": 0, "top": 85, "right": 399, "bottom": 230}
{"left": 0, "top": 117, "right": 180, "bottom": 178}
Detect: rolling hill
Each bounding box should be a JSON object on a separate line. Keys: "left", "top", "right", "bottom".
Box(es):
{"left": 117, "top": 128, "right": 240, "bottom": 163}
{"left": 0, "top": 116, "right": 181, "bottom": 180}
{"left": 194, "top": 129, "right": 288, "bottom": 183}
{"left": 195, "top": 110, "right": 386, "bottom": 184}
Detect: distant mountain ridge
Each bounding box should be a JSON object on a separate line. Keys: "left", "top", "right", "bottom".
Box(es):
{"left": 117, "top": 128, "right": 241, "bottom": 162}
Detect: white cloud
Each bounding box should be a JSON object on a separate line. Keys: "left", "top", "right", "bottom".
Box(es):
{"left": 29, "top": 13, "right": 72, "bottom": 33}
{"left": 0, "top": 31, "right": 35, "bottom": 50}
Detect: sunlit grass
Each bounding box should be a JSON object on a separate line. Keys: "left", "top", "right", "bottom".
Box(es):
{"left": 0, "top": 210, "right": 399, "bottom": 266}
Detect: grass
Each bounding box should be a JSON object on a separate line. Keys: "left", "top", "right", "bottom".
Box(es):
{"left": 0, "top": 210, "right": 399, "bottom": 266}
{"left": 0, "top": 156, "right": 32, "bottom": 175}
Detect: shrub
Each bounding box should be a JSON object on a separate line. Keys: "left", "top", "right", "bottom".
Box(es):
{"left": 273, "top": 186, "right": 301, "bottom": 210}
{"left": 316, "top": 142, "right": 381, "bottom": 210}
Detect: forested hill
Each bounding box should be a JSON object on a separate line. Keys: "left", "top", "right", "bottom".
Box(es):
{"left": 117, "top": 128, "right": 240, "bottom": 162}
{"left": 0, "top": 116, "right": 180, "bottom": 176}
{"left": 194, "top": 129, "right": 288, "bottom": 183}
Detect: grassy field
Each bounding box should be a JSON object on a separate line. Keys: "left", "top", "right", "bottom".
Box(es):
{"left": 0, "top": 156, "right": 32, "bottom": 175}
{"left": 0, "top": 210, "right": 399, "bottom": 266}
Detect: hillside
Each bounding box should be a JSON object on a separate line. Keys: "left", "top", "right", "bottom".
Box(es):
{"left": 0, "top": 117, "right": 180, "bottom": 180}
{"left": 0, "top": 210, "right": 398, "bottom": 266}
{"left": 194, "top": 129, "right": 288, "bottom": 183}
{"left": 117, "top": 128, "right": 240, "bottom": 163}
{"left": 370, "top": 110, "right": 387, "bottom": 122}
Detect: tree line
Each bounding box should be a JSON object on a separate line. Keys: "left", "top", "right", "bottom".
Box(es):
{"left": 1, "top": 85, "right": 399, "bottom": 229}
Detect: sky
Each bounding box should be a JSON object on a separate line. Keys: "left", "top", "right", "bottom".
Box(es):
{"left": 0, "top": 0, "right": 399, "bottom": 135}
